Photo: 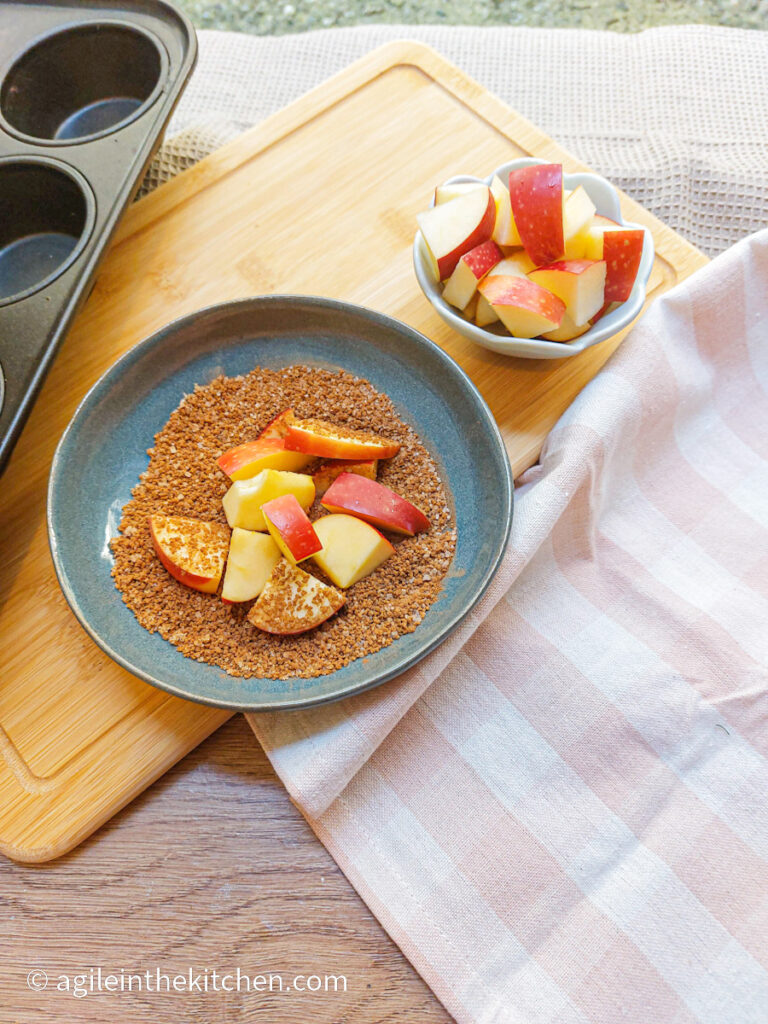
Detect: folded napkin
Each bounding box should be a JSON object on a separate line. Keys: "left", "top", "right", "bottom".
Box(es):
{"left": 251, "top": 229, "right": 768, "bottom": 1023}
{"left": 147, "top": 25, "right": 768, "bottom": 1023}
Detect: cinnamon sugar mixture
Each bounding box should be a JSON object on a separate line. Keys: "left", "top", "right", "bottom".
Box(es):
{"left": 111, "top": 366, "right": 456, "bottom": 679}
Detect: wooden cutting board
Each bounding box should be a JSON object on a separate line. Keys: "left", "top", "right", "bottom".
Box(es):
{"left": 0, "top": 41, "right": 708, "bottom": 863}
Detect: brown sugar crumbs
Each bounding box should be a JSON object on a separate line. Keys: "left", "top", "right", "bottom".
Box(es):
{"left": 111, "top": 365, "right": 457, "bottom": 679}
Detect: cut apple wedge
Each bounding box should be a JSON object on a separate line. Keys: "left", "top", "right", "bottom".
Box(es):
{"left": 417, "top": 185, "right": 495, "bottom": 281}
{"left": 217, "top": 437, "right": 313, "bottom": 481}
{"left": 285, "top": 418, "right": 400, "bottom": 460}
{"left": 321, "top": 473, "right": 430, "bottom": 536}
{"left": 475, "top": 292, "right": 500, "bottom": 327}
{"left": 584, "top": 227, "right": 645, "bottom": 302}
{"left": 313, "top": 514, "right": 394, "bottom": 588}
{"left": 528, "top": 259, "right": 606, "bottom": 327}
{"left": 442, "top": 238, "right": 503, "bottom": 309}
{"left": 262, "top": 493, "right": 322, "bottom": 565}
{"left": 434, "top": 182, "right": 487, "bottom": 205}
{"left": 258, "top": 408, "right": 295, "bottom": 440}
{"left": 222, "top": 469, "right": 315, "bottom": 532}
{"left": 490, "top": 174, "right": 521, "bottom": 246}
{"left": 477, "top": 274, "right": 565, "bottom": 338}
{"left": 221, "top": 528, "right": 281, "bottom": 603}
{"left": 562, "top": 186, "right": 596, "bottom": 258}
{"left": 248, "top": 560, "right": 345, "bottom": 635}
{"left": 313, "top": 458, "right": 377, "bottom": 497}
{"left": 149, "top": 514, "right": 229, "bottom": 594}
{"left": 508, "top": 163, "right": 564, "bottom": 266}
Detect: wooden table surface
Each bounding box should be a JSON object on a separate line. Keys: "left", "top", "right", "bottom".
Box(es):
{"left": 2, "top": 715, "right": 452, "bottom": 1022}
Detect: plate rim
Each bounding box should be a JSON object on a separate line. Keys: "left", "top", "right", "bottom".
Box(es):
{"left": 47, "top": 295, "right": 514, "bottom": 711}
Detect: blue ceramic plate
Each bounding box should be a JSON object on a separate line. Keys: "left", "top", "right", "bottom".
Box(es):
{"left": 48, "top": 296, "right": 513, "bottom": 711}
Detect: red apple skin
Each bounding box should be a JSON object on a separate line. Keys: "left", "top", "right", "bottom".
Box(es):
{"left": 262, "top": 493, "right": 322, "bottom": 562}
{"left": 461, "top": 238, "right": 503, "bottom": 279}
{"left": 508, "top": 164, "right": 564, "bottom": 266}
{"left": 258, "top": 408, "right": 295, "bottom": 439}
{"left": 478, "top": 274, "right": 565, "bottom": 324}
{"left": 217, "top": 437, "right": 283, "bottom": 477}
{"left": 602, "top": 229, "right": 645, "bottom": 302}
{"left": 321, "top": 473, "right": 430, "bottom": 536}
{"left": 532, "top": 258, "right": 592, "bottom": 276}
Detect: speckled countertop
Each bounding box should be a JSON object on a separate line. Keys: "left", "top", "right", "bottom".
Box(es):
{"left": 175, "top": 0, "right": 766, "bottom": 34}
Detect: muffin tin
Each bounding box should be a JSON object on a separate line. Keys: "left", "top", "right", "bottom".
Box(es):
{"left": 0, "top": 1, "right": 197, "bottom": 474}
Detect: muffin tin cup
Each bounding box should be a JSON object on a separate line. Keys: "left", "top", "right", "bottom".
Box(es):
{"left": 0, "top": 157, "right": 96, "bottom": 306}
{"left": 0, "top": 2, "right": 197, "bottom": 474}
{"left": 0, "top": 21, "right": 169, "bottom": 145}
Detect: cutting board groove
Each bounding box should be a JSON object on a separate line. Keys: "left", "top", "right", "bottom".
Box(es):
{"left": 0, "top": 41, "right": 707, "bottom": 862}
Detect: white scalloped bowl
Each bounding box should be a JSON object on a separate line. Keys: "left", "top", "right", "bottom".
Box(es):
{"left": 413, "top": 157, "right": 655, "bottom": 360}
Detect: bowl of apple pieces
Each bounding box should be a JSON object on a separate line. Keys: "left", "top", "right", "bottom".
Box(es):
{"left": 413, "top": 157, "right": 655, "bottom": 359}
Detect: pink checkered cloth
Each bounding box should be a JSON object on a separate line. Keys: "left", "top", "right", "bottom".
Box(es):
{"left": 248, "top": 228, "right": 768, "bottom": 1024}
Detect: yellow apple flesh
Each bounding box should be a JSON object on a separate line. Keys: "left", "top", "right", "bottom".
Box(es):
{"left": 221, "top": 528, "right": 281, "bottom": 602}
{"left": 312, "top": 514, "right": 395, "bottom": 589}
{"left": 222, "top": 469, "right": 315, "bottom": 532}
{"left": 529, "top": 259, "right": 607, "bottom": 327}
{"left": 490, "top": 174, "right": 521, "bottom": 246}
{"left": 562, "top": 186, "right": 597, "bottom": 258}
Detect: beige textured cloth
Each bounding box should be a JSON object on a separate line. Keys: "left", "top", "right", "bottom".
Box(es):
{"left": 145, "top": 27, "right": 768, "bottom": 1024}
{"left": 147, "top": 25, "right": 768, "bottom": 256}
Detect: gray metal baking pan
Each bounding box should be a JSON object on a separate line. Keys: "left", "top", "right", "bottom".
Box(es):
{"left": 0, "top": 1, "right": 197, "bottom": 474}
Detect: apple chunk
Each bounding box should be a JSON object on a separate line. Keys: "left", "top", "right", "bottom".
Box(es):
{"left": 442, "top": 238, "right": 503, "bottom": 309}
{"left": 562, "top": 186, "right": 596, "bottom": 258}
{"left": 217, "top": 437, "right": 313, "bottom": 481}
{"left": 221, "top": 528, "right": 281, "bottom": 602}
{"left": 529, "top": 259, "right": 606, "bottom": 327}
{"left": 248, "top": 560, "right": 345, "bottom": 635}
{"left": 321, "top": 473, "right": 430, "bottom": 536}
{"left": 285, "top": 418, "right": 400, "bottom": 460}
{"left": 417, "top": 186, "right": 495, "bottom": 281}
{"left": 149, "top": 514, "right": 229, "bottom": 594}
{"left": 258, "top": 408, "right": 295, "bottom": 439}
{"left": 477, "top": 274, "right": 565, "bottom": 338}
{"left": 262, "top": 493, "right": 322, "bottom": 564}
{"left": 313, "top": 514, "right": 394, "bottom": 588}
{"left": 508, "top": 163, "right": 564, "bottom": 266}
{"left": 222, "top": 469, "right": 315, "bottom": 532}
{"left": 584, "top": 227, "right": 645, "bottom": 302}
{"left": 490, "top": 174, "right": 521, "bottom": 246}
